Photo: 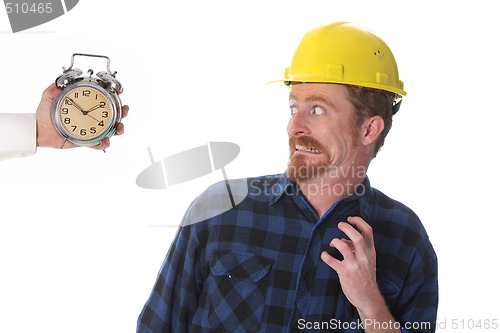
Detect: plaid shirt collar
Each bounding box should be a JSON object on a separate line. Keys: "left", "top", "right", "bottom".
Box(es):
{"left": 269, "top": 172, "right": 374, "bottom": 215}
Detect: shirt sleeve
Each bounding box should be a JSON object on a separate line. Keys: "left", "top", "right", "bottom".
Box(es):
{"left": 395, "top": 255, "right": 439, "bottom": 333}
{"left": 137, "top": 222, "right": 201, "bottom": 333}
{"left": 0, "top": 113, "right": 37, "bottom": 160}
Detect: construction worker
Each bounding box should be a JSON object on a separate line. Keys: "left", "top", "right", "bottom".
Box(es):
{"left": 137, "top": 22, "right": 438, "bottom": 333}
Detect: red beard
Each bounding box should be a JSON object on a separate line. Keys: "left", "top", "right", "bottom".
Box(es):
{"left": 287, "top": 136, "right": 331, "bottom": 182}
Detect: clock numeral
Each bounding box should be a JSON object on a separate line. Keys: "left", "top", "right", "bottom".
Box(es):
{"left": 102, "top": 111, "right": 108, "bottom": 118}
{"left": 98, "top": 121, "right": 104, "bottom": 126}
{"left": 64, "top": 99, "right": 73, "bottom": 105}
{"left": 71, "top": 126, "right": 77, "bottom": 132}
{"left": 74, "top": 92, "right": 79, "bottom": 98}
{"left": 83, "top": 90, "right": 91, "bottom": 97}
{"left": 80, "top": 129, "right": 87, "bottom": 136}
{"left": 90, "top": 127, "right": 96, "bottom": 134}
{"left": 100, "top": 101, "right": 106, "bottom": 108}
{"left": 62, "top": 108, "right": 69, "bottom": 115}
{"left": 64, "top": 118, "right": 70, "bottom": 124}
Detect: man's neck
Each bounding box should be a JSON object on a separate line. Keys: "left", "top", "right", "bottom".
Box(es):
{"left": 296, "top": 172, "right": 366, "bottom": 219}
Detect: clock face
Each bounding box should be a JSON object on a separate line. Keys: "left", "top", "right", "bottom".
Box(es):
{"left": 57, "top": 86, "right": 113, "bottom": 141}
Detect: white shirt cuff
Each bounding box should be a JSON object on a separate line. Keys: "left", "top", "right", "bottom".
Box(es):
{"left": 0, "top": 113, "right": 37, "bottom": 160}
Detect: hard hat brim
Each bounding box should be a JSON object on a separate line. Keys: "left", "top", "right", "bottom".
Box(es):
{"left": 267, "top": 79, "right": 406, "bottom": 98}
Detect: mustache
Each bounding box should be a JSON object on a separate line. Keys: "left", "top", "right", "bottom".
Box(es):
{"left": 288, "top": 136, "right": 327, "bottom": 153}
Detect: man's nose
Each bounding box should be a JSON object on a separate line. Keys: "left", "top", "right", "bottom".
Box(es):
{"left": 287, "top": 110, "right": 311, "bottom": 137}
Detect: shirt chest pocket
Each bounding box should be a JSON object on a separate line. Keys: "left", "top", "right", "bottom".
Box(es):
{"left": 207, "top": 250, "right": 274, "bottom": 333}
{"left": 377, "top": 277, "right": 401, "bottom": 309}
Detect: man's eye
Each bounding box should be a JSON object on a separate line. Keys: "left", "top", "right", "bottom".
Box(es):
{"left": 290, "top": 106, "right": 298, "bottom": 115}
{"left": 313, "top": 106, "right": 325, "bottom": 115}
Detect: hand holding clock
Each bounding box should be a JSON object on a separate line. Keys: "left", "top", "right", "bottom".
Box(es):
{"left": 36, "top": 83, "right": 129, "bottom": 150}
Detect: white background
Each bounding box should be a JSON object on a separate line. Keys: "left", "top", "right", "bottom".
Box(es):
{"left": 1, "top": 0, "right": 498, "bottom": 332}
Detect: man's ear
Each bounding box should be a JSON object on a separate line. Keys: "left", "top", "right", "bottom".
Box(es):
{"left": 362, "top": 116, "right": 385, "bottom": 146}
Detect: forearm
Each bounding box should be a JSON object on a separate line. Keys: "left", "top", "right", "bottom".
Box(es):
{"left": 357, "top": 292, "right": 401, "bottom": 333}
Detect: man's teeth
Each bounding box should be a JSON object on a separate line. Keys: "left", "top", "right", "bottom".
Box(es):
{"left": 295, "top": 145, "right": 321, "bottom": 153}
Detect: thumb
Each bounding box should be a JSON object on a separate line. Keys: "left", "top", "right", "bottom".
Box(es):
{"left": 41, "top": 83, "right": 62, "bottom": 102}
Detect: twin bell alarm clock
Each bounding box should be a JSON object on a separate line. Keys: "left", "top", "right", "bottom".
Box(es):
{"left": 51, "top": 53, "right": 123, "bottom": 151}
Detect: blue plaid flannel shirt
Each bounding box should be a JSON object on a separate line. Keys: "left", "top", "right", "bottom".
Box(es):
{"left": 137, "top": 173, "right": 438, "bottom": 333}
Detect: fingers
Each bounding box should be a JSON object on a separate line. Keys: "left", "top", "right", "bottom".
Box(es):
{"left": 114, "top": 105, "right": 129, "bottom": 136}
{"left": 332, "top": 237, "right": 356, "bottom": 261}
{"left": 321, "top": 251, "right": 341, "bottom": 272}
{"left": 321, "top": 237, "right": 357, "bottom": 273}
{"left": 101, "top": 137, "right": 110, "bottom": 149}
{"left": 90, "top": 137, "right": 110, "bottom": 150}
{"left": 337, "top": 217, "right": 374, "bottom": 251}
{"left": 122, "top": 105, "right": 129, "bottom": 118}
{"left": 323, "top": 217, "right": 374, "bottom": 268}
{"left": 346, "top": 216, "right": 374, "bottom": 248}
{"left": 339, "top": 238, "right": 354, "bottom": 252}
{"left": 337, "top": 221, "right": 364, "bottom": 248}
{"left": 115, "top": 122, "right": 125, "bottom": 135}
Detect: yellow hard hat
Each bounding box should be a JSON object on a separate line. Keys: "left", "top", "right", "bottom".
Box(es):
{"left": 282, "top": 22, "right": 406, "bottom": 97}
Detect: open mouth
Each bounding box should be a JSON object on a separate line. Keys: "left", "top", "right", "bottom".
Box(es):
{"left": 295, "top": 145, "right": 322, "bottom": 154}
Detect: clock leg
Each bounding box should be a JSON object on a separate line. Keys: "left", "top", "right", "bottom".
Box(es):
{"left": 99, "top": 140, "right": 106, "bottom": 153}
{"left": 60, "top": 137, "right": 68, "bottom": 149}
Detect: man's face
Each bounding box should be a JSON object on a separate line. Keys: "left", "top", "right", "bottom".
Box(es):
{"left": 287, "top": 83, "right": 363, "bottom": 182}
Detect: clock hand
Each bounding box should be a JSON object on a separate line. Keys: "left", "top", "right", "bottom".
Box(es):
{"left": 66, "top": 97, "right": 87, "bottom": 115}
{"left": 87, "top": 114, "right": 102, "bottom": 123}
{"left": 86, "top": 104, "right": 102, "bottom": 113}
